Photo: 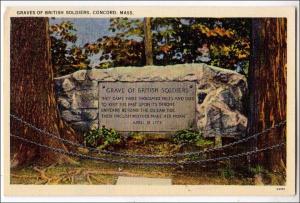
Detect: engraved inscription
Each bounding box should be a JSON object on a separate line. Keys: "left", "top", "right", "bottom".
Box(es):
{"left": 98, "top": 82, "right": 196, "bottom": 131}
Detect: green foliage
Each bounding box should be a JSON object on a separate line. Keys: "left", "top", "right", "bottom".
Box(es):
{"left": 250, "top": 165, "right": 265, "bottom": 175}
{"left": 127, "top": 132, "right": 168, "bottom": 144}
{"left": 49, "top": 21, "right": 90, "bottom": 76}
{"left": 83, "top": 18, "right": 145, "bottom": 69}
{"left": 172, "top": 129, "right": 201, "bottom": 144}
{"left": 88, "top": 36, "right": 145, "bottom": 68}
{"left": 84, "top": 126, "right": 121, "bottom": 149}
{"left": 83, "top": 128, "right": 100, "bottom": 147}
{"left": 195, "top": 138, "right": 214, "bottom": 148}
{"left": 128, "top": 132, "right": 146, "bottom": 143}
{"left": 109, "top": 18, "right": 144, "bottom": 38}
{"left": 105, "top": 18, "right": 250, "bottom": 74}
{"left": 50, "top": 18, "right": 251, "bottom": 76}
{"left": 220, "top": 166, "right": 235, "bottom": 179}
{"left": 172, "top": 129, "right": 212, "bottom": 147}
{"left": 218, "top": 161, "right": 236, "bottom": 179}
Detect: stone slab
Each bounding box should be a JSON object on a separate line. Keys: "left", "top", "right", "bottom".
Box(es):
{"left": 116, "top": 176, "right": 172, "bottom": 185}
{"left": 98, "top": 81, "right": 196, "bottom": 132}
{"left": 55, "top": 63, "right": 248, "bottom": 138}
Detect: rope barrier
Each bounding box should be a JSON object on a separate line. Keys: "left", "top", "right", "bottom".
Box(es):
{"left": 11, "top": 133, "right": 285, "bottom": 166}
{"left": 10, "top": 113, "right": 286, "bottom": 158}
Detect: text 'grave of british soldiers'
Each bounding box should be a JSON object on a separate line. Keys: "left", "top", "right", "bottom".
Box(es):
{"left": 55, "top": 63, "right": 248, "bottom": 138}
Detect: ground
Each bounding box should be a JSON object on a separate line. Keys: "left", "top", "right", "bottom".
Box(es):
{"left": 11, "top": 135, "right": 286, "bottom": 185}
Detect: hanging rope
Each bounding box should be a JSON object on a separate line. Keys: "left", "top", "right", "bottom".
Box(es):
{"left": 10, "top": 113, "right": 286, "bottom": 159}
{"left": 11, "top": 133, "right": 285, "bottom": 166}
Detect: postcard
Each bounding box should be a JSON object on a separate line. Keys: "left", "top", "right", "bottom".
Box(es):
{"left": 2, "top": 5, "right": 297, "bottom": 197}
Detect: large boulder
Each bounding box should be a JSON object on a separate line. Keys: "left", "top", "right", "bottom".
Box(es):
{"left": 54, "top": 63, "right": 247, "bottom": 138}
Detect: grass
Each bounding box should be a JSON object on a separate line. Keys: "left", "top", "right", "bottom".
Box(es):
{"left": 11, "top": 160, "right": 256, "bottom": 185}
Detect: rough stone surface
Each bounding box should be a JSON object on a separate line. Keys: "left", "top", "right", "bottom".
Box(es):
{"left": 54, "top": 63, "right": 247, "bottom": 138}
{"left": 71, "top": 121, "right": 90, "bottom": 133}
{"left": 72, "top": 70, "right": 87, "bottom": 81}
{"left": 62, "top": 78, "right": 75, "bottom": 92}
{"left": 82, "top": 109, "right": 98, "bottom": 120}
{"left": 61, "top": 110, "right": 81, "bottom": 122}
{"left": 75, "top": 80, "right": 98, "bottom": 90}
{"left": 57, "top": 97, "right": 70, "bottom": 109}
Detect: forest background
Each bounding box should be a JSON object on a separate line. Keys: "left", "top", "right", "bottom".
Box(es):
{"left": 49, "top": 18, "right": 250, "bottom": 77}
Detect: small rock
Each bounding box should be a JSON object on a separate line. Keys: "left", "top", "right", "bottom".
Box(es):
{"left": 70, "top": 109, "right": 81, "bottom": 115}
{"left": 82, "top": 109, "right": 98, "bottom": 120}
{"left": 61, "top": 110, "right": 81, "bottom": 122}
{"left": 77, "top": 99, "right": 98, "bottom": 109}
{"left": 214, "top": 72, "right": 229, "bottom": 83}
{"left": 73, "top": 90, "right": 98, "bottom": 108}
{"left": 62, "top": 78, "right": 75, "bottom": 92}
{"left": 75, "top": 80, "right": 98, "bottom": 90}
{"left": 87, "top": 69, "right": 107, "bottom": 80}
{"left": 72, "top": 70, "right": 87, "bottom": 81}
{"left": 71, "top": 121, "right": 90, "bottom": 132}
{"left": 219, "top": 89, "right": 236, "bottom": 109}
{"left": 57, "top": 97, "right": 70, "bottom": 109}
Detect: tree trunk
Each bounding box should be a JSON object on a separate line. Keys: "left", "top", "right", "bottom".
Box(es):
{"left": 248, "top": 18, "right": 287, "bottom": 171}
{"left": 144, "top": 17, "right": 153, "bottom": 65}
{"left": 10, "top": 17, "right": 78, "bottom": 167}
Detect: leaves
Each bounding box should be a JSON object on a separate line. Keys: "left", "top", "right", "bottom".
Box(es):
{"left": 160, "top": 44, "right": 173, "bottom": 54}
{"left": 192, "top": 24, "right": 235, "bottom": 38}
{"left": 172, "top": 129, "right": 202, "bottom": 145}
{"left": 84, "top": 126, "right": 121, "bottom": 149}
{"left": 50, "top": 18, "right": 251, "bottom": 76}
{"left": 50, "top": 21, "right": 90, "bottom": 77}
{"left": 95, "top": 36, "right": 145, "bottom": 68}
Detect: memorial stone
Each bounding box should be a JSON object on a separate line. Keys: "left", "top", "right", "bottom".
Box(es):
{"left": 54, "top": 63, "right": 247, "bottom": 138}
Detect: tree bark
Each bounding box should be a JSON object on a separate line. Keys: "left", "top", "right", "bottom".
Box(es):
{"left": 10, "top": 17, "right": 78, "bottom": 167}
{"left": 144, "top": 17, "right": 153, "bottom": 65}
{"left": 248, "top": 18, "right": 287, "bottom": 171}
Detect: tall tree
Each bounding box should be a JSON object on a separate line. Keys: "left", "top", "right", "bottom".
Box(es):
{"left": 10, "top": 17, "right": 78, "bottom": 167}
{"left": 248, "top": 18, "right": 287, "bottom": 171}
{"left": 143, "top": 17, "right": 153, "bottom": 65}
